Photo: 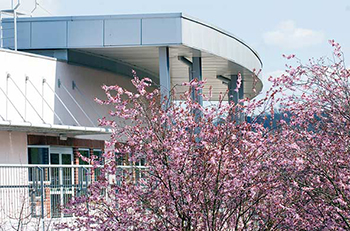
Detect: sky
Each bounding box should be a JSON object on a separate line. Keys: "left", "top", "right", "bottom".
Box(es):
{"left": 1, "top": 0, "right": 349, "bottom": 97}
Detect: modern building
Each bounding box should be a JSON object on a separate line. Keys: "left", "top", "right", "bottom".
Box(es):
{"left": 0, "top": 12, "right": 262, "bottom": 230}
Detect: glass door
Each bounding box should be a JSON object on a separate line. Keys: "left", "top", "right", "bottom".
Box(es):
{"left": 49, "top": 147, "right": 73, "bottom": 218}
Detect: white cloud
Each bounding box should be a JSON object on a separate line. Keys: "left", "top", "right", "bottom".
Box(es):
{"left": 263, "top": 20, "right": 324, "bottom": 49}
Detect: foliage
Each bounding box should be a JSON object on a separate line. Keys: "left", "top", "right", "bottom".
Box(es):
{"left": 61, "top": 41, "right": 350, "bottom": 230}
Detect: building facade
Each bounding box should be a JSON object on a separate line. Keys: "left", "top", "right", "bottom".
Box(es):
{"left": 0, "top": 13, "right": 262, "bottom": 230}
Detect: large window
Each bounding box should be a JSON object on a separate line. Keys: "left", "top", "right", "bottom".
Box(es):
{"left": 28, "top": 147, "right": 49, "bottom": 165}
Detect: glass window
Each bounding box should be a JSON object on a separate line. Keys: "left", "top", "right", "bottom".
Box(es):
{"left": 79, "top": 149, "right": 90, "bottom": 165}
{"left": 28, "top": 147, "right": 49, "bottom": 164}
{"left": 115, "top": 153, "right": 125, "bottom": 166}
{"left": 93, "top": 149, "right": 103, "bottom": 164}
{"left": 28, "top": 147, "right": 49, "bottom": 182}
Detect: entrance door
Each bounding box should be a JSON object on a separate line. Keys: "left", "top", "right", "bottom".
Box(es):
{"left": 50, "top": 147, "right": 73, "bottom": 218}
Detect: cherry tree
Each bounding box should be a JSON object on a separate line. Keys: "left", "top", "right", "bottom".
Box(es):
{"left": 59, "top": 73, "right": 284, "bottom": 230}
{"left": 60, "top": 41, "right": 350, "bottom": 230}
{"left": 263, "top": 40, "right": 350, "bottom": 230}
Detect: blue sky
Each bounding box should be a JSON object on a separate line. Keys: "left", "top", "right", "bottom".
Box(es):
{"left": 2, "top": 0, "right": 350, "bottom": 95}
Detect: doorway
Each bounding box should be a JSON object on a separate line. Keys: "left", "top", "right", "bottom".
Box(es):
{"left": 49, "top": 147, "right": 73, "bottom": 218}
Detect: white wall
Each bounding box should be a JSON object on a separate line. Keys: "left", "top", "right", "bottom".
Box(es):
{"left": 0, "top": 49, "right": 57, "bottom": 125}
{"left": 0, "top": 49, "right": 139, "bottom": 128}
{"left": 54, "top": 61, "right": 137, "bottom": 127}
{"left": 0, "top": 131, "right": 27, "bottom": 164}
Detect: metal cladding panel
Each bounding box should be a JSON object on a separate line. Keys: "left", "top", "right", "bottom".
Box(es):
{"left": 181, "top": 18, "right": 262, "bottom": 73}
{"left": 31, "top": 21, "right": 67, "bottom": 48}
{"left": 141, "top": 17, "right": 182, "bottom": 45}
{"left": 68, "top": 20, "right": 104, "bottom": 47}
{"left": 2, "top": 22, "right": 31, "bottom": 49}
{"left": 104, "top": 19, "right": 141, "bottom": 46}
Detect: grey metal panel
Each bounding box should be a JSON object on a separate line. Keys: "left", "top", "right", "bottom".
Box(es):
{"left": 104, "top": 19, "right": 141, "bottom": 46}
{"left": 31, "top": 21, "right": 67, "bottom": 48}
{"left": 27, "top": 50, "right": 68, "bottom": 60}
{"left": 68, "top": 20, "right": 103, "bottom": 47}
{"left": 4, "top": 13, "right": 263, "bottom": 99}
{"left": 66, "top": 50, "right": 158, "bottom": 81}
{"left": 142, "top": 17, "right": 182, "bottom": 45}
{"left": 2, "top": 22, "right": 15, "bottom": 49}
{"left": 17, "top": 22, "right": 31, "bottom": 49}
{"left": 181, "top": 18, "right": 262, "bottom": 74}
{"left": 7, "top": 13, "right": 183, "bottom": 22}
{"left": 2, "top": 22, "right": 31, "bottom": 49}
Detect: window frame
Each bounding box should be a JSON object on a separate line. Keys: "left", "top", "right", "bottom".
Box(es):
{"left": 27, "top": 145, "right": 50, "bottom": 165}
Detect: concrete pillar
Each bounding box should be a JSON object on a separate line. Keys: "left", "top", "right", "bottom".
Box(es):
{"left": 159, "top": 47, "right": 171, "bottom": 109}
{"left": 238, "top": 75, "right": 245, "bottom": 122}
{"left": 192, "top": 57, "right": 203, "bottom": 106}
{"left": 238, "top": 75, "right": 244, "bottom": 102}
{"left": 228, "top": 75, "right": 239, "bottom": 104}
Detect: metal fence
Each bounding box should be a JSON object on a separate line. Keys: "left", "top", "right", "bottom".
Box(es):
{"left": 0, "top": 164, "right": 148, "bottom": 230}
{"left": 0, "top": 164, "right": 92, "bottom": 230}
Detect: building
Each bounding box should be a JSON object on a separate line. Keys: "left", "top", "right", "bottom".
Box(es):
{"left": 0, "top": 12, "right": 262, "bottom": 230}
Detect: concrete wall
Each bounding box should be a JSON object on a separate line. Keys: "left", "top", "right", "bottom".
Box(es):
{"left": 0, "top": 131, "right": 30, "bottom": 226}
{"left": 0, "top": 131, "right": 27, "bottom": 164}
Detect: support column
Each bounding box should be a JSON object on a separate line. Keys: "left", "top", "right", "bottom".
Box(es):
{"left": 238, "top": 75, "right": 244, "bottom": 102}
{"left": 192, "top": 57, "right": 203, "bottom": 106}
{"left": 159, "top": 47, "right": 171, "bottom": 109}
{"left": 228, "top": 75, "right": 239, "bottom": 104}
{"left": 238, "top": 75, "right": 245, "bottom": 122}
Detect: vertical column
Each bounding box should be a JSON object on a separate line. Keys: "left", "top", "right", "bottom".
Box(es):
{"left": 238, "top": 75, "right": 244, "bottom": 122}
{"left": 159, "top": 47, "right": 171, "bottom": 109}
{"left": 228, "top": 75, "right": 239, "bottom": 104}
{"left": 238, "top": 75, "right": 244, "bottom": 102}
{"left": 192, "top": 57, "right": 203, "bottom": 106}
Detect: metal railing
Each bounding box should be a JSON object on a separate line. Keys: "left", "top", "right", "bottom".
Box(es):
{"left": 0, "top": 164, "right": 92, "bottom": 230}
{"left": 0, "top": 164, "right": 148, "bottom": 230}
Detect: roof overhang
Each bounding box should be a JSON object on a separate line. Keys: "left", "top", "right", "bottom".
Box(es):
{"left": 0, "top": 121, "right": 112, "bottom": 137}
{"left": 3, "top": 13, "right": 263, "bottom": 100}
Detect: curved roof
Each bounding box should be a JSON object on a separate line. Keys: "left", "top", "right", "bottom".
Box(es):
{"left": 3, "top": 13, "right": 263, "bottom": 100}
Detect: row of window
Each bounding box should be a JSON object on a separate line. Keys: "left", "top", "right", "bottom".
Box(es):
{"left": 28, "top": 146, "right": 102, "bottom": 165}
{"left": 28, "top": 146, "right": 146, "bottom": 167}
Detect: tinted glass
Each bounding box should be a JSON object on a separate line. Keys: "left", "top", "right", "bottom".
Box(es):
{"left": 79, "top": 149, "right": 90, "bottom": 165}
{"left": 28, "top": 147, "right": 49, "bottom": 164}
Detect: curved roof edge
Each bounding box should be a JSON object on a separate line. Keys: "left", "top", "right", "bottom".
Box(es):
{"left": 180, "top": 13, "right": 262, "bottom": 68}
{"left": 7, "top": 12, "right": 262, "bottom": 67}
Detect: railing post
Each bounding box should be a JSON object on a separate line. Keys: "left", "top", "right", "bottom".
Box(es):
{"left": 37, "top": 167, "right": 45, "bottom": 231}
{"left": 83, "top": 167, "right": 89, "bottom": 212}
